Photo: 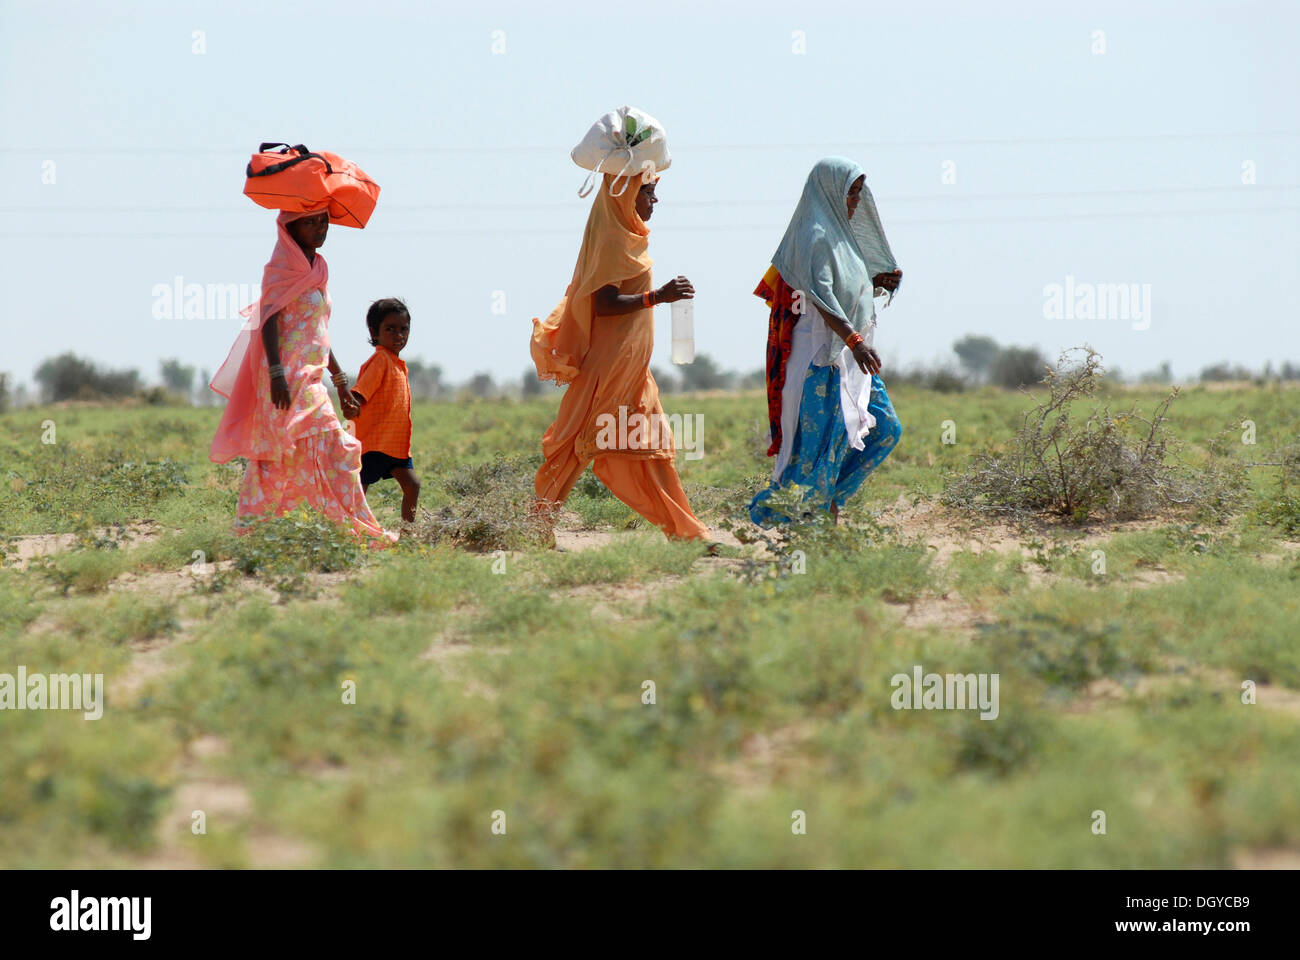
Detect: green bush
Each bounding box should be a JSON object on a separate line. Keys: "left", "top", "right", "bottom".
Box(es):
{"left": 12, "top": 452, "right": 187, "bottom": 525}
{"left": 232, "top": 506, "right": 367, "bottom": 596}
{"left": 1255, "top": 440, "right": 1300, "bottom": 535}
{"left": 720, "top": 483, "right": 898, "bottom": 583}
{"left": 37, "top": 549, "right": 130, "bottom": 595}
{"left": 985, "top": 610, "right": 1140, "bottom": 691}
{"left": 953, "top": 711, "right": 1042, "bottom": 777}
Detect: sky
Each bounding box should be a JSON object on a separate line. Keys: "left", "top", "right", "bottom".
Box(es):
{"left": 1, "top": 0, "right": 1297, "bottom": 395}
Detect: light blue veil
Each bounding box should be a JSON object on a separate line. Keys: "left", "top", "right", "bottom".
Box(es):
{"left": 771, "top": 156, "right": 898, "bottom": 328}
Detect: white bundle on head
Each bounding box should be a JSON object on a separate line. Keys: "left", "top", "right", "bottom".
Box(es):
{"left": 571, "top": 105, "right": 672, "bottom": 197}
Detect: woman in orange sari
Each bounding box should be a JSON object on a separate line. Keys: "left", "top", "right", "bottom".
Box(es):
{"left": 530, "top": 170, "right": 709, "bottom": 541}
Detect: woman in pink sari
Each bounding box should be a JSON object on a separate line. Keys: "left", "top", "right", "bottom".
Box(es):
{"left": 209, "top": 208, "right": 393, "bottom": 542}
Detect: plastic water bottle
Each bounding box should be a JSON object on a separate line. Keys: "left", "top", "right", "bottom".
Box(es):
{"left": 671, "top": 298, "right": 695, "bottom": 364}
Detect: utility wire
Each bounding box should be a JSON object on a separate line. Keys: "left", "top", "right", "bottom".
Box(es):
{"left": 3, "top": 184, "right": 1298, "bottom": 216}
{"left": 3, "top": 204, "right": 1295, "bottom": 239}
{"left": 2, "top": 130, "right": 1297, "bottom": 156}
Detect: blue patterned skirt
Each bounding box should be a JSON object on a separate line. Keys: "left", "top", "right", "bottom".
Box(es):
{"left": 749, "top": 366, "right": 901, "bottom": 526}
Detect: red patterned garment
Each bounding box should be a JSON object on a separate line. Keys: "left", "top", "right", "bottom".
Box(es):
{"left": 756, "top": 265, "right": 801, "bottom": 457}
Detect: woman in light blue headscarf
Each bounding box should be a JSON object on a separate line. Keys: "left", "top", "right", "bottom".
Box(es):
{"left": 749, "top": 157, "right": 904, "bottom": 525}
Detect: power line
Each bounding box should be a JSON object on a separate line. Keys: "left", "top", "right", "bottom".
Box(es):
{"left": 4, "top": 184, "right": 1297, "bottom": 216}
{"left": 3, "top": 205, "right": 1295, "bottom": 239}
{"left": 2, "top": 131, "right": 1297, "bottom": 156}
{"left": 892, "top": 205, "right": 1300, "bottom": 225}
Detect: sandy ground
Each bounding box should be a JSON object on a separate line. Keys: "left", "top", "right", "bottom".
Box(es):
{"left": 8, "top": 520, "right": 164, "bottom": 569}
{"left": 874, "top": 493, "right": 1172, "bottom": 566}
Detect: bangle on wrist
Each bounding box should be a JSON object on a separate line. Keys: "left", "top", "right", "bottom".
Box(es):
{"left": 268, "top": 363, "right": 284, "bottom": 379}
{"left": 642, "top": 290, "right": 657, "bottom": 308}
{"left": 846, "top": 333, "right": 865, "bottom": 350}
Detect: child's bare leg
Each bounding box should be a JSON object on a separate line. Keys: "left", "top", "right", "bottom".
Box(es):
{"left": 391, "top": 467, "right": 420, "bottom": 523}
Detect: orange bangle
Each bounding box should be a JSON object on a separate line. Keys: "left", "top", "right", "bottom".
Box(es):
{"left": 642, "top": 290, "right": 657, "bottom": 308}
{"left": 846, "top": 332, "right": 865, "bottom": 349}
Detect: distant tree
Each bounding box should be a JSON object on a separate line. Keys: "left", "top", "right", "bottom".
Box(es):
{"left": 405, "top": 358, "right": 446, "bottom": 400}
{"left": 1138, "top": 361, "right": 1173, "bottom": 384}
{"left": 989, "top": 346, "right": 1047, "bottom": 389}
{"left": 650, "top": 366, "right": 678, "bottom": 393}
{"left": 196, "top": 368, "right": 216, "bottom": 405}
{"left": 1199, "top": 362, "right": 1254, "bottom": 382}
{"left": 952, "top": 335, "right": 1001, "bottom": 383}
{"left": 894, "top": 362, "right": 968, "bottom": 393}
{"left": 923, "top": 365, "right": 969, "bottom": 393}
{"left": 521, "top": 368, "right": 543, "bottom": 397}
{"left": 35, "top": 353, "right": 95, "bottom": 401}
{"left": 0, "top": 373, "right": 9, "bottom": 413}
{"left": 737, "top": 367, "right": 767, "bottom": 390}
{"left": 159, "top": 358, "right": 196, "bottom": 397}
{"left": 1281, "top": 361, "right": 1300, "bottom": 381}
{"left": 33, "top": 352, "right": 140, "bottom": 402}
{"left": 466, "top": 372, "right": 496, "bottom": 398}
{"left": 676, "top": 353, "right": 733, "bottom": 392}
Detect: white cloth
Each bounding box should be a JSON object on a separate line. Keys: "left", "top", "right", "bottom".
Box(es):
{"left": 572, "top": 105, "right": 672, "bottom": 197}
{"left": 772, "top": 311, "right": 817, "bottom": 481}
{"left": 835, "top": 309, "right": 879, "bottom": 452}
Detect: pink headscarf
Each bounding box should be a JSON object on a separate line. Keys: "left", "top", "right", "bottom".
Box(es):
{"left": 209, "top": 208, "right": 330, "bottom": 463}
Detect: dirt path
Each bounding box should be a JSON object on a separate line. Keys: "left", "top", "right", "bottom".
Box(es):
{"left": 6, "top": 520, "right": 165, "bottom": 569}
{"left": 874, "top": 494, "right": 1172, "bottom": 565}
{"left": 553, "top": 526, "right": 746, "bottom": 554}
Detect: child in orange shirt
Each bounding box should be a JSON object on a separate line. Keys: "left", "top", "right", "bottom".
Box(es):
{"left": 343, "top": 298, "right": 419, "bottom": 522}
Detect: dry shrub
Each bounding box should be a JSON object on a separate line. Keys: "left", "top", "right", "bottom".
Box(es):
{"left": 942, "top": 347, "right": 1246, "bottom": 524}
{"left": 404, "top": 455, "right": 551, "bottom": 552}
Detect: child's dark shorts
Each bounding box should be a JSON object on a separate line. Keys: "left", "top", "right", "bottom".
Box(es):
{"left": 360, "top": 451, "right": 414, "bottom": 486}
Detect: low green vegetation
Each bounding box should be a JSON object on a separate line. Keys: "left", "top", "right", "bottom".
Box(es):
{"left": 0, "top": 378, "right": 1297, "bottom": 867}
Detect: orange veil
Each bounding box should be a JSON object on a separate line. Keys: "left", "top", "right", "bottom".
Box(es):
{"left": 530, "top": 172, "right": 655, "bottom": 384}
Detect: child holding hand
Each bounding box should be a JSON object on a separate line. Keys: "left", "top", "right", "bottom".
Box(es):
{"left": 345, "top": 298, "right": 419, "bottom": 522}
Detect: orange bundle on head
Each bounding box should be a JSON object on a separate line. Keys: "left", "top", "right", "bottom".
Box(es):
{"left": 244, "top": 142, "right": 380, "bottom": 228}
